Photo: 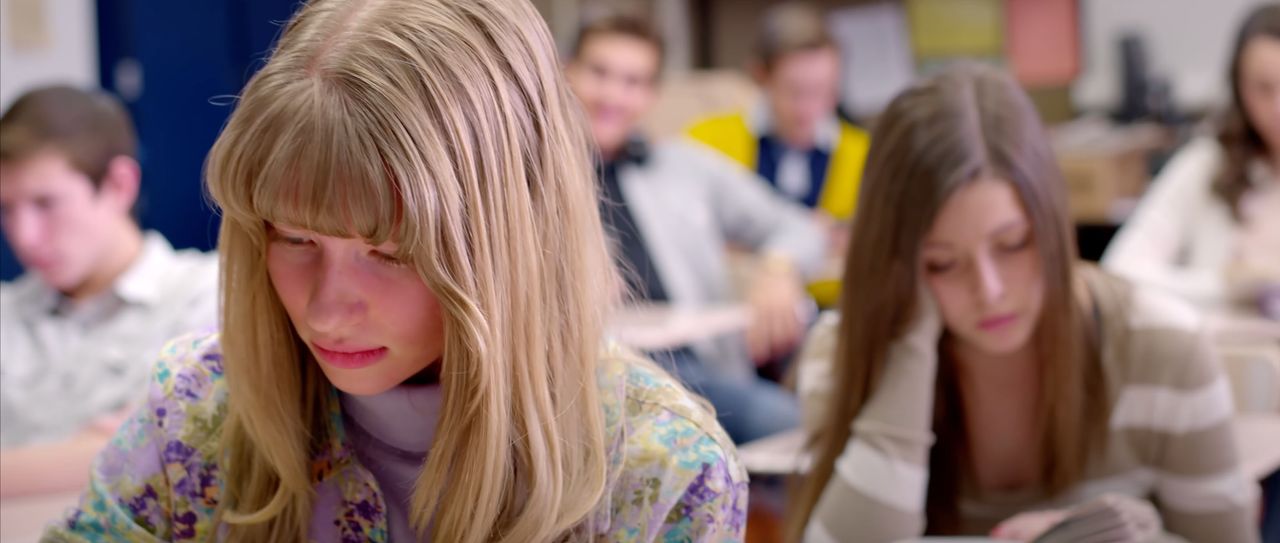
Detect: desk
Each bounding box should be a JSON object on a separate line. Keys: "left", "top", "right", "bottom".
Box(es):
{"left": 1208, "top": 310, "right": 1280, "bottom": 412}
{"left": 610, "top": 304, "right": 750, "bottom": 352}
{"left": 1236, "top": 414, "right": 1280, "bottom": 481}
{"left": 1207, "top": 312, "right": 1280, "bottom": 342}
{"left": 738, "top": 428, "right": 805, "bottom": 476}
{"left": 0, "top": 491, "right": 78, "bottom": 542}
{"left": 741, "top": 415, "right": 1280, "bottom": 482}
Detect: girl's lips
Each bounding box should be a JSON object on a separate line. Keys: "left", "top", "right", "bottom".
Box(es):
{"left": 311, "top": 343, "right": 389, "bottom": 369}
{"left": 978, "top": 313, "right": 1019, "bottom": 331}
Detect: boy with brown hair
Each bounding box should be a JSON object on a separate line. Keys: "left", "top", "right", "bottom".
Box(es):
{"left": 0, "top": 85, "right": 218, "bottom": 496}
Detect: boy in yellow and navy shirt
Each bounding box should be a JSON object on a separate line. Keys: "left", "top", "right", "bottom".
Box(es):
{"left": 688, "top": 4, "right": 868, "bottom": 306}
{"left": 688, "top": 4, "right": 868, "bottom": 223}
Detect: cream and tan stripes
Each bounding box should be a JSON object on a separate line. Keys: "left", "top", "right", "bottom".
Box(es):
{"left": 797, "top": 266, "right": 1259, "bottom": 543}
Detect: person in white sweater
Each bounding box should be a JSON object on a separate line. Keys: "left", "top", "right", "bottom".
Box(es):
{"left": 1104, "top": 4, "right": 1280, "bottom": 312}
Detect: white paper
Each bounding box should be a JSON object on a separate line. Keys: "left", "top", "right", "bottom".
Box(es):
{"left": 829, "top": 2, "right": 916, "bottom": 119}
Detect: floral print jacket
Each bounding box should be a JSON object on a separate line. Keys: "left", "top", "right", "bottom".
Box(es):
{"left": 42, "top": 333, "right": 748, "bottom": 542}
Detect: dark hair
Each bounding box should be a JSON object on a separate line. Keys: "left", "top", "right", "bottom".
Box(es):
{"left": 0, "top": 85, "right": 137, "bottom": 188}
{"left": 756, "top": 2, "right": 836, "bottom": 72}
{"left": 787, "top": 64, "right": 1105, "bottom": 539}
{"left": 1215, "top": 3, "right": 1280, "bottom": 220}
{"left": 570, "top": 14, "right": 665, "bottom": 69}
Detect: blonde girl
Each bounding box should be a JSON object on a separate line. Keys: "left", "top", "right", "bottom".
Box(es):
{"left": 45, "top": 0, "right": 746, "bottom": 541}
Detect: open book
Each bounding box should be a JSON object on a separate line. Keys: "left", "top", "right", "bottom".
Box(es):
{"left": 1031, "top": 496, "right": 1160, "bottom": 543}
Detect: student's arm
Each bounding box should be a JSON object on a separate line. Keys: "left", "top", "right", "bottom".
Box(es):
{"left": 40, "top": 403, "right": 175, "bottom": 542}
{"left": 681, "top": 141, "right": 827, "bottom": 279}
{"left": 655, "top": 457, "right": 748, "bottom": 542}
{"left": 1102, "top": 140, "right": 1228, "bottom": 304}
{"left": 678, "top": 142, "right": 827, "bottom": 360}
{"left": 1133, "top": 332, "right": 1259, "bottom": 543}
{"left": 37, "top": 336, "right": 224, "bottom": 542}
{"left": 610, "top": 355, "right": 750, "bottom": 541}
{"left": 0, "top": 284, "right": 33, "bottom": 449}
{"left": 997, "top": 328, "right": 1260, "bottom": 543}
{"left": 1229, "top": 187, "right": 1280, "bottom": 300}
{"left": 798, "top": 297, "right": 940, "bottom": 542}
{"left": 991, "top": 494, "right": 1162, "bottom": 541}
{"left": 0, "top": 258, "right": 210, "bottom": 501}
{"left": 0, "top": 307, "right": 111, "bottom": 499}
{"left": 0, "top": 417, "right": 121, "bottom": 498}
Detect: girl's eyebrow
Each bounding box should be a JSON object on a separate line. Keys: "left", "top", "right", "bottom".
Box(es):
{"left": 989, "top": 220, "right": 1029, "bottom": 237}
{"left": 265, "top": 222, "right": 310, "bottom": 234}
{"left": 922, "top": 219, "right": 1026, "bottom": 249}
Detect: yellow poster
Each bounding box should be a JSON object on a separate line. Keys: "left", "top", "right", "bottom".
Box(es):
{"left": 906, "top": 0, "right": 1003, "bottom": 59}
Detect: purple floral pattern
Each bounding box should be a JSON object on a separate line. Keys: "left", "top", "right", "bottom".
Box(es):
{"left": 42, "top": 334, "right": 748, "bottom": 542}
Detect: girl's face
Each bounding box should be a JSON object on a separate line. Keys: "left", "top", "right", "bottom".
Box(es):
{"left": 920, "top": 178, "right": 1045, "bottom": 358}
{"left": 1240, "top": 35, "right": 1280, "bottom": 157}
{"left": 266, "top": 223, "right": 444, "bottom": 396}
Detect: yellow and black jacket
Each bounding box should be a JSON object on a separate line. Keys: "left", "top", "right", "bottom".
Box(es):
{"left": 687, "top": 111, "right": 870, "bottom": 221}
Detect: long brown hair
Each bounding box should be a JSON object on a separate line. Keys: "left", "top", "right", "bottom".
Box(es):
{"left": 0, "top": 85, "right": 136, "bottom": 188}
{"left": 1215, "top": 3, "right": 1280, "bottom": 220}
{"left": 787, "top": 64, "right": 1105, "bottom": 539}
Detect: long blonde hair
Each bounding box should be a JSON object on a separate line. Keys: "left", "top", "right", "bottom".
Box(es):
{"left": 204, "top": 0, "right": 616, "bottom": 540}
{"left": 787, "top": 65, "right": 1105, "bottom": 539}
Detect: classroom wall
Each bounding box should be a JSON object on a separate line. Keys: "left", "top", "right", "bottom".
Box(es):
{"left": 536, "top": 0, "right": 696, "bottom": 72}
{"left": 1073, "top": 0, "right": 1269, "bottom": 113}
{"left": 0, "top": 0, "right": 99, "bottom": 110}
{"left": 0, "top": 0, "right": 1270, "bottom": 282}
{"left": 0, "top": 0, "right": 1268, "bottom": 125}
{"left": 699, "top": 0, "right": 1268, "bottom": 115}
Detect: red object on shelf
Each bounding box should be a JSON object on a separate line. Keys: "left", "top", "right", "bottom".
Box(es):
{"left": 1007, "top": 0, "right": 1081, "bottom": 88}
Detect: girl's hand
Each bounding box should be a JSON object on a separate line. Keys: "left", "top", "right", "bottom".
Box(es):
{"left": 991, "top": 509, "right": 1069, "bottom": 541}
{"left": 907, "top": 282, "right": 943, "bottom": 343}
{"left": 745, "top": 254, "right": 810, "bottom": 363}
{"left": 991, "top": 494, "right": 1161, "bottom": 542}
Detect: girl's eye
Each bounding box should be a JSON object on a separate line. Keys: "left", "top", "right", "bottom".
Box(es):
{"left": 997, "top": 234, "right": 1032, "bottom": 253}
{"left": 268, "top": 227, "right": 314, "bottom": 247}
{"left": 370, "top": 250, "right": 408, "bottom": 268}
{"left": 924, "top": 261, "right": 956, "bottom": 275}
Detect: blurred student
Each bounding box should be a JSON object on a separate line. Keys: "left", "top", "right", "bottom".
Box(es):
{"left": 46, "top": 0, "right": 745, "bottom": 540}
{"left": 1104, "top": 4, "right": 1280, "bottom": 314}
{"left": 688, "top": 2, "right": 868, "bottom": 221}
{"left": 566, "top": 15, "right": 826, "bottom": 444}
{"left": 688, "top": 3, "right": 869, "bottom": 307}
{"left": 790, "top": 65, "right": 1256, "bottom": 543}
{"left": 0, "top": 86, "right": 218, "bottom": 496}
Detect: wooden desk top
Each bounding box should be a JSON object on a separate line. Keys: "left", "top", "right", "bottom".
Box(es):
{"left": 610, "top": 304, "right": 751, "bottom": 351}
{"left": 1235, "top": 413, "right": 1280, "bottom": 482}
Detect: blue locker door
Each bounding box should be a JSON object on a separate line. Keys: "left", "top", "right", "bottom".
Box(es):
{"left": 106, "top": 0, "right": 302, "bottom": 252}
{"left": 99, "top": 1, "right": 241, "bottom": 252}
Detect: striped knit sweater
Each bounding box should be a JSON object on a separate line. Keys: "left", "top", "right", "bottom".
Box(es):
{"left": 796, "top": 266, "right": 1259, "bottom": 543}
